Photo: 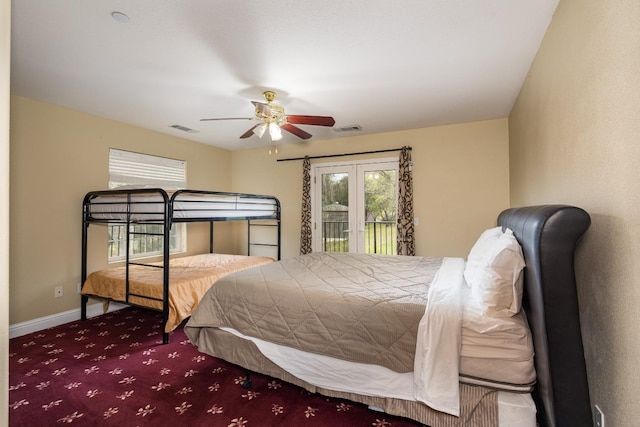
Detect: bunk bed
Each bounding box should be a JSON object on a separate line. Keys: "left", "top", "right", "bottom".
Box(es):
{"left": 81, "top": 188, "right": 281, "bottom": 344}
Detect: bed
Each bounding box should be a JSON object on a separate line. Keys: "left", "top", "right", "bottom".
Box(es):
{"left": 81, "top": 188, "right": 281, "bottom": 343}
{"left": 184, "top": 205, "right": 592, "bottom": 427}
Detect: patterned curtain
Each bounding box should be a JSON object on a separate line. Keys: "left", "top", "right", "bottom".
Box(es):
{"left": 397, "top": 146, "right": 415, "bottom": 256}
{"left": 300, "top": 156, "right": 313, "bottom": 255}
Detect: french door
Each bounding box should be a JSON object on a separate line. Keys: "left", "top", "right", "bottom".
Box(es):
{"left": 312, "top": 159, "right": 398, "bottom": 254}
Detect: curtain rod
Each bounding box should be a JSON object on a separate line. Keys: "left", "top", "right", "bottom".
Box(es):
{"left": 276, "top": 147, "right": 411, "bottom": 162}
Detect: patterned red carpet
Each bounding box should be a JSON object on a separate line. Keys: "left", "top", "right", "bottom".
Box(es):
{"left": 9, "top": 307, "right": 423, "bottom": 426}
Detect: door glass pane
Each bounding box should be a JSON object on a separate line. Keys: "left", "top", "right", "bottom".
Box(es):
{"left": 364, "top": 169, "right": 397, "bottom": 254}
{"left": 321, "top": 172, "right": 349, "bottom": 252}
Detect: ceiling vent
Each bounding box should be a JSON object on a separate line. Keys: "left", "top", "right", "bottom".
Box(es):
{"left": 334, "top": 124, "right": 363, "bottom": 133}
{"left": 170, "top": 124, "right": 199, "bottom": 133}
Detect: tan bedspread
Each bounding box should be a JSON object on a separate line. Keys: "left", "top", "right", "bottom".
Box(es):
{"left": 82, "top": 253, "right": 274, "bottom": 332}
{"left": 186, "top": 252, "right": 444, "bottom": 372}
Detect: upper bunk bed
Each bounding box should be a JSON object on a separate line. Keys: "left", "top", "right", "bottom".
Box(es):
{"left": 81, "top": 188, "right": 281, "bottom": 344}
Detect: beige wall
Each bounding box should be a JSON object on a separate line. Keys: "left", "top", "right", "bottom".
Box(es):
{"left": 9, "top": 96, "right": 233, "bottom": 325}
{"left": 509, "top": 0, "right": 640, "bottom": 425}
{"left": 1, "top": 0, "right": 11, "bottom": 423}
{"left": 231, "top": 118, "right": 510, "bottom": 260}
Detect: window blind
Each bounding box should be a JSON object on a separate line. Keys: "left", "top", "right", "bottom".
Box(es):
{"left": 108, "top": 148, "right": 186, "bottom": 189}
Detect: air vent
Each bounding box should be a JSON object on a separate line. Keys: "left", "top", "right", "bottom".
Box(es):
{"left": 170, "top": 124, "right": 199, "bottom": 133}
{"left": 334, "top": 124, "right": 363, "bottom": 133}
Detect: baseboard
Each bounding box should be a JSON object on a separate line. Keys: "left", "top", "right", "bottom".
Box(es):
{"left": 9, "top": 302, "right": 127, "bottom": 339}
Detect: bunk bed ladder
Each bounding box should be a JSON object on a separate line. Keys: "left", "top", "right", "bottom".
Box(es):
{"left": 247, "top": 219, "right": 281, "bottom": 260}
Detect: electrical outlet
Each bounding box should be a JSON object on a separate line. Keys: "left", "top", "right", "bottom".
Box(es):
{"left": 595, "top": 405, "right": 605, "bottom": 427}
{"left": 54, "top": 286, "right": 63, "bottom": 298}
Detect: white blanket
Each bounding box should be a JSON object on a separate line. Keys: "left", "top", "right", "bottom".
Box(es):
{"left": 413, "top": 256, "right": 465, "bottom": 415}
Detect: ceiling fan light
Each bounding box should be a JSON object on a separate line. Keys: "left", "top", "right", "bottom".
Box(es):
{"left": 254, "top": 123, "right": 267, "bottom": 138}
{"left": 269, "top": 122, "right": 283, "bottom": 141}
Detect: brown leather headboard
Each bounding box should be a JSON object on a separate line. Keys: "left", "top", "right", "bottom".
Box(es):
{"left": 497, "top": 205, "right": 591, "bottom": 427}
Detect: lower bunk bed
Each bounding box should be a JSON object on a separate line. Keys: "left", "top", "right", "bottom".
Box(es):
{"left": 81, "top": 253, "right": 275, "bottom": 333}
{"left": 185, "top": 205, "right": 593, "bottom": 427}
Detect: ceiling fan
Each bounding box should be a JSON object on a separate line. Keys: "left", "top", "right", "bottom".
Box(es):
{"left": 200, "top": 91, "right": 335, "bottom": 141}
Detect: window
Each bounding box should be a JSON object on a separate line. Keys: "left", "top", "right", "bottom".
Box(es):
{"left": 108, "top": 149, "right": 187, "bottom": 262}
{"left": 312, "top": 158, "right": 398, "bottom": 254}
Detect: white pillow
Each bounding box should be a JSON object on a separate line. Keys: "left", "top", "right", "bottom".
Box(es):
{"left": 464, "top": 226, "right": 503, "bottom": 287}
{"left": 464, "top": 227, "right": 525, "bottom": 318}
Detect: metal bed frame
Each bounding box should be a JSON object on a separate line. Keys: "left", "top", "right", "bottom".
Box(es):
{"left": 81, "top": 188, "right": 281, "bottom": 343}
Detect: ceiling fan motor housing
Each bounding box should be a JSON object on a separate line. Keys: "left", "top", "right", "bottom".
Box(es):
{"left": 255, "top": 100, "right": 285, "bottom": 125}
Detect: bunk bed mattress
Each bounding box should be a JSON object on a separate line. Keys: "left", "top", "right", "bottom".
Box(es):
{"left": 185, "top": 252, "right": 535, "bottom": 393}
{"left": 81, "top": 253, "right": 274, "bottom": 332}
{"left": 87, "top": 193, "right": 278, "bottom": 220}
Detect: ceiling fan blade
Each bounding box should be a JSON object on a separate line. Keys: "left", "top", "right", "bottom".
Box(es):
{"left": 286, "top": 115, "right": 335, "bottom": 127}
{"left": 200, "top": 117, "right": 252, "bottom": 122}
{"left": 240, "top": 124, "right": 260, "bottom": 139}
{"left": 281, "top": 123, "right": 312, "bottom": 140}
{"left": 251, "top": 101, "right": 272, "bottom": 117}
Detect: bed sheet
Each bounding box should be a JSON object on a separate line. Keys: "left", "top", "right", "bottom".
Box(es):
{"left": 220, "top": 322, "right": 536, "bottom": 427}
{"left": 221, "top": 326, "right": 536, "bottom": 426}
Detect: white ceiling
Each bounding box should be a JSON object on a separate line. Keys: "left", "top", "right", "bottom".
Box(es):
{"left": 10, "top": 0, "right": 559, "bottom": 151}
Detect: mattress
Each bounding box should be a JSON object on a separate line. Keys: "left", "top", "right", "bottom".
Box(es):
{"left": 86, "top": 191, "right": 278, "bottom": 221}
{"left": 81, "top": 253, "right": 274, "bottom": 331}
{"left": 459, "top": 283, "right": 536, "bottom": 391}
